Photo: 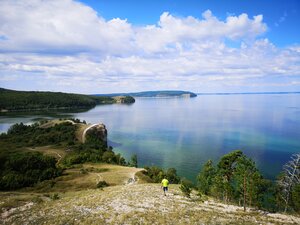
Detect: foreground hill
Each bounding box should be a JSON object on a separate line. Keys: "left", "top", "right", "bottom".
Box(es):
{"left": 0, "top": 88, "right": 135, "bottom": 112}
{"left": 95, "top": 90, "right": 197, "bottom": 98}
{"left": 1, "top": 175, "right": 299, "bottom": 224}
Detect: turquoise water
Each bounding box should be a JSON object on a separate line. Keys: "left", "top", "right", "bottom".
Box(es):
{"left": 1, "top": 94, "right": 300, "bottom": 180}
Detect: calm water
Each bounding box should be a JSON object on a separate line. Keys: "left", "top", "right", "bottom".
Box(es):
{"left": 1, "top": 94, "right": 300, "bottom": 181}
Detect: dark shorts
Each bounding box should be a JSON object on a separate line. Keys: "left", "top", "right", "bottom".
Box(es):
{"left": 163, "top": 187, "right": 168, "bottom": 192}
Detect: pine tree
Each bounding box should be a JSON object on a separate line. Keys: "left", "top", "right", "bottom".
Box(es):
{"left": 130, "top": 154, "right": 138, "bottom": 168}
{"left": 214, "top": 150, "right": 243, "bottom": 203}
{"left": 197, "top": 159, "right": 216, "bottom": 195}
{"left": 234, "top": 155, "right": 263, "bottom": 211}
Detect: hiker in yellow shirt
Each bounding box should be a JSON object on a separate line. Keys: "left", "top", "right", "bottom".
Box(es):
{"left": 161, "top": 177, "right": 169, "bottom": 196}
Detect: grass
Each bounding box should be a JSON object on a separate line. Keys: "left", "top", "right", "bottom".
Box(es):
{"left": 7, "top": 163, "right": 142, "bottom": 194}
{"left": 26, "top": 145, "right": 67, "bottom": 162}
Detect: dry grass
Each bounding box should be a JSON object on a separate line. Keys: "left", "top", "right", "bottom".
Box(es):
{"left": 26, "top": 146, "right": 66, "bottom": 162}
{"left": 13, "top": 163, "right": 143, "bottom": 194}
{"left": 38, "top": 119, "right": 75, "bottom": 129}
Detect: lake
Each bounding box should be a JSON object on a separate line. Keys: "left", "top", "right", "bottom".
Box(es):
{"left": 1, "top": 94, "right": 300, "bottom": 181}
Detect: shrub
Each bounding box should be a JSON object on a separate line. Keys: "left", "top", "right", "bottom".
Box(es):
{"left": 180, "top": 179, "right": 194, "bottom": 198}
{"left": 97, "top": 181, "right": 109, "bottom": 189}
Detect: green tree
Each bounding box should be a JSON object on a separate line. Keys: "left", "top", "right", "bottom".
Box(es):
{"left": 197, "top": 159, "right": 216, "bottom": 195}
{"left": 234, "top": 155, "right": 263, "bottom": 211}
{"left": 166, "top": 168, "right": 180, "bottom": 184}
{"left": 130, "top": 154, "right": 138, "bottom": 168}
{"left": 291, "top": 184, "right": 300, "bottom": 213}
{"left": 213, "top": 150, "right": 243, "bottom": 203}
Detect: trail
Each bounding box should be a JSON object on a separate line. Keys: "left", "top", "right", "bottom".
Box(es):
{"left": 82, "top": 124, "right": 98, "bottom": 143}
{"left": 55, "top": 153, "right": 62, "bottom": 165}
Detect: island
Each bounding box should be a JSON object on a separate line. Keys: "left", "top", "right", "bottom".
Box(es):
{"left": 94, "top": 90, "right": 197, "bottom": 98}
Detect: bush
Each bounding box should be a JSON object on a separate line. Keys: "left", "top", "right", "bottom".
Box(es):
{"left": 180, "top": 179, "right": 194, "bottom": 198}
{"left": 143, "top": 166, "right": 180, "bottom": 184}
{"left": 97, "top": 181, "right": 109, "bottom": 189}
{"left": 50, "top": 193, "right": 60, "bottom": 200}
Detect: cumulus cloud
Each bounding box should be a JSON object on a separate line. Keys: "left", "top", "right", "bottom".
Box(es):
{"left": 0, "top": 0, "right": 299, "bottom": 93}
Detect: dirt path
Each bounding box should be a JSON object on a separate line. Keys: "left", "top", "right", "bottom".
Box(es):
{"left": 82, "top": 124, "right": 98, "bottom": 143}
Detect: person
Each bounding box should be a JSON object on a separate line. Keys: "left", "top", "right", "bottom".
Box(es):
{"left": 161, "top": 177, "right": 169, "bottom": 196}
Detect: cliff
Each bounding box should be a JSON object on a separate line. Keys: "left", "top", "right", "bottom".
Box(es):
{"left": 83, "top": 123, "right": 108, "bottom": 145}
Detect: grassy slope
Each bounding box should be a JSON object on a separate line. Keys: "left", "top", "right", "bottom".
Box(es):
{"left": 1, "top": 182, "right": 300, "bottom": 225}
{"left": 0, "top": 151, "right": 299, "bottom": 225}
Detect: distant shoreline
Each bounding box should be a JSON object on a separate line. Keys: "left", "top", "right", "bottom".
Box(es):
{"left": 197, "top": 91, "right": 300, "bottom": 95}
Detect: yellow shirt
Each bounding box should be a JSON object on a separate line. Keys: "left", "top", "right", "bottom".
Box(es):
{"left": 161, "top": 178, "right": 169, "bottom": 187}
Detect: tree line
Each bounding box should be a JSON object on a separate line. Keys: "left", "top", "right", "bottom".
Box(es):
{"left": 196, "top": 150, "right": 300, "bottom": 213}
{"left": 0, "top": 88, "right": 134, "bottom": 111}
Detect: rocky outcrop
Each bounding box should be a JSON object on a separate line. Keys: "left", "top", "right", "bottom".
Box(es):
{"left": 83, "top": 123, "right": 107, "bottom": 146}
{"left": 112, "top": 96, "right": 135, "bottom": 104}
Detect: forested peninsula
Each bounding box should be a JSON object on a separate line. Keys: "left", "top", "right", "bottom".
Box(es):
{"left": 0, "top": 88, "right": 135, "bottom": 112}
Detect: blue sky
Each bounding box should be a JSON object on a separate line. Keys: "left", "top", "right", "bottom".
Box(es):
{"left": 0, "top": 0, "right": 299, "bottom": 93}
{"left": 82, "top": 0, "right": 300, "bottom": 46}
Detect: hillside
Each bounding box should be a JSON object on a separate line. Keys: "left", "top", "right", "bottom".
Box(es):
{"left": 0, "top": 88, "right": 135, "bottom": 112}
{"left": 94, "top": 90, "right": 197, "bottom": 98}
{"left": 1, "top": 173, "right": 299, "bottom": 225}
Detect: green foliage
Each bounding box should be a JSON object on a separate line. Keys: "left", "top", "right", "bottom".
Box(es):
{"left": 0, "top": 88, "right": 131, "bottom": 111}
{"left": 96, "top": 181, "right": 109, "bottom": 189}
{"left": 130, "top": 154, "right": 138, "bottom": 168}
{"left": 166, "top": 168, "right": 181, "bottom": 184}
{"left": 197, "top": 159, "right": 216, "bottom": 195}
{"left": 122, "top": 96, "right": 136, "bottom": 103}
{"left": 50, "top": 193, "right": 60, "bottom": 200}
{"left": 291, "top": 184, "right": 300, "bottom": 213}
{"left": 0, "top": 152, "right": 62, "bottom": 190}
{"left": 0, "top": 119, "right": 127, "bottom": 190}
{"left": 143, "top": 166, "right": 180, "bottom": 184}
{"left": 212, "top": 150, "right": 243, "bottom": 202}
{"left": 180, "top": 179, "right": 193, "bottom": 198}
{"left": 233, "top": 155, "right": 264, "bottom": 211}
{"left": 197, "top": 150, "right": 279, "bottom": 212}
{"left": 2, "top": 122, "right": 77, "bottom": 148}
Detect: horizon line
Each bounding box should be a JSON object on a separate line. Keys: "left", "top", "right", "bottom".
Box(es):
{"left": 196, "top": 91, "right": 300, "bottom": 95}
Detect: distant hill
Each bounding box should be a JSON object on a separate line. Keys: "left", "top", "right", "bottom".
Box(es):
{"left": 0, "top": 88, "right": 135, "bottom": 112}
{"left": 94, "top": 90, "right": 197, "bottom": 98}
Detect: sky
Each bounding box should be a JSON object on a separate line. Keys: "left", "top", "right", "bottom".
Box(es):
{"left": 0, "top": 0, "right": 299, "bottom": 94}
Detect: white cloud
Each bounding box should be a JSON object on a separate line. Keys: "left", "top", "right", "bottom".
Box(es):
{"left": 0, "top": 0, "right": 299, "bottom": 93}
